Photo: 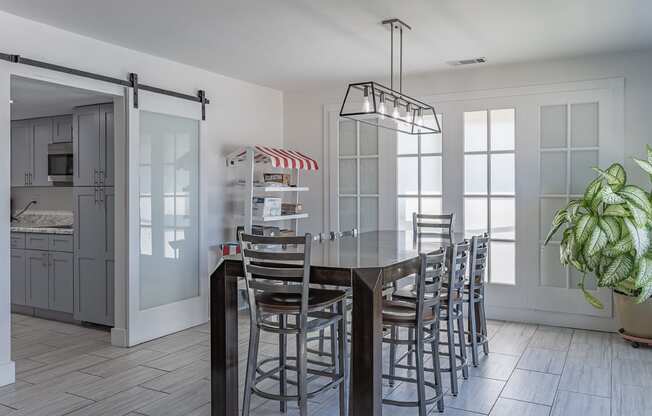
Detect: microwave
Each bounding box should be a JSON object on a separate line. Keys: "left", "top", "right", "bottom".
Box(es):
{"left": 47, "top": 143, "right": 73, "bottom": 183}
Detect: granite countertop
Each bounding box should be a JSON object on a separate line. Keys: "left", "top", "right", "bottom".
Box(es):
{"left": 10, "top": 210, "right": 74, "bottom": 235}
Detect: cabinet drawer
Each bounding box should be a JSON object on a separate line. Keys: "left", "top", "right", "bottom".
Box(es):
{"left": 25, "top": 233, "right": 49, "bottom": 250}
{"left": 49, "top": 235, "right": 74, "bottom": 253}
{"left": 10, "top": 233, "right": 25, "bottom": 249}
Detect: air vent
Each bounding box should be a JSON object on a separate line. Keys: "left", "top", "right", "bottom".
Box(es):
{"left": 446, "top": 57, "right": 487, "bottom": 66}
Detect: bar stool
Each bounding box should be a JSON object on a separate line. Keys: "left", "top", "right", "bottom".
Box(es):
{"left": 383, "top": 249, "right": 446, "bottom": 416}
{"left": 466, "top": 233, "right": 490, "bottom": 366}
{"left": 439, "top": 240, "right": 470, "bottom": 396}
{"left": 240, "top": 233, "right": 348, "bottom": 416}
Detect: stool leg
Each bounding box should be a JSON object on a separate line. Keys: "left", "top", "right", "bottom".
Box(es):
{"left": 431, "top": 321, "right": 444, "bottom": 413}
{"left": 389, "top": 326, "right": 397, "bottom": 387}
{"left": 242, "top": 324, "right": 260, "bottom": 416}
{"left": 480, "top": 290, "right": 489, "bottom": 355}
{"left": 279, "top": 315, "right": 287, "bottom": 412}
{"left": 408, "top": 328, "right": 414, "bottom": 369}
{"left": 296, "top": 329, "right": 308, "bottom": 416}
{"left": 415, "top": 325, "right": 427, "bottom": 416}
{"left": 468, "top": 298, "right": 479, "bottom": 367}
{"left": 446, "top": 317, "right": 458, "bottom": 396}
{"left": 330, "top": 305, "right": 337, "bottom": 370}
{"left": 337, "top": 299, "right": 348, "bottom": 416}
{"left": 456, "top": 310, "right": 469, "bottom": 379}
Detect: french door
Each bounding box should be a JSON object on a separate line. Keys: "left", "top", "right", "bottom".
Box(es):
{"left": 125, "top": 89, "right": 208, "bottom": 346}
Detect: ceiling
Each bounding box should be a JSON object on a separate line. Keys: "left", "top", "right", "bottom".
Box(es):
{"left": 11, "top": 76, "right": 112, "bottom": 120}
{"left": 1, "top": 0, "right": 651, "bottom": 91}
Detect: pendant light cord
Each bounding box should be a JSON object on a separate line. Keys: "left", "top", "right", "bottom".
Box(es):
{"left": 390, "top": 24, "right": 394, "bottom": 91}
{"left": 400, "top": 26, "right": 403, "bottom": 94}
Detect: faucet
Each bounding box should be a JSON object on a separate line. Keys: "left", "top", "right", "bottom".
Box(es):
{"left": 11, "top": 200, "right": 37, "bottom": 222}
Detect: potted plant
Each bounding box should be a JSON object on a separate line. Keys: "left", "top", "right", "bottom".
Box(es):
{"left": 545, "top": 145, "right": 652, "bottom": 339}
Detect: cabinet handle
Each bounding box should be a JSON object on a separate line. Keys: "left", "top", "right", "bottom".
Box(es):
{"left": 99, "top": 169, "right": 104, "bottom": 186}
{"left": 29, "top": 172, "right": 32, "bottom": 185}
{"left": 94, "top": 169, "right": 98, "bottom": 186}
{"left": 24, "top": 172, "right": 27, "bottom": 185}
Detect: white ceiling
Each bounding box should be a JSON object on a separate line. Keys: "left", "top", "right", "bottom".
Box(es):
{"left": 1, "top": 0, "right": 651, "bottom": 91}
{"left": 11, "top": 76, "right": 112, "bottom": 120}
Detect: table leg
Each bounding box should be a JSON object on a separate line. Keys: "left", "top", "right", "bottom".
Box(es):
{"left": 351, "top": 267, "right": 384, "bottom": 416}
{"left": 210, "top": 260, "right": 240, "bottom": 416}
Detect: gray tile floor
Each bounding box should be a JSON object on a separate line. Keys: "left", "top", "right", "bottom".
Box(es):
{"left": 3, "top": 313, "right": 651, "bottom": 415}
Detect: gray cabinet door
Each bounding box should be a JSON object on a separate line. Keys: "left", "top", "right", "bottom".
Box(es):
{"left": 99, "top": 104, "right": 114, "bottom": 187}
{"left": 10, "top": 249, "right": 27, "bottom": 306}
{"left": 52, "top": 115, "right": 73, "bottom": 143}
{"left": 31, "top": 118, "right": 52, "bottom": 186}
{"left": 73, "top": 105, "right": 100, "bottom": 187}
{"left": 74, "top": 187, "right": 113, "bottom": 325}
{"left": 11, "top": 120, "right": 30, "bottom": 187}
{"left": 26, "top": 250, "right": 49, "bottom": 309}
{"left": 49, "top": 252, "right": 74, "bottom": 313}
{"left": 103, "top": 187, "right": 114, "bottom": 259}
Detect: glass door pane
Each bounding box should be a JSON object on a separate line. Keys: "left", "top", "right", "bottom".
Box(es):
{"left": 139, "top": 111, "right": 200, "bottom": 310}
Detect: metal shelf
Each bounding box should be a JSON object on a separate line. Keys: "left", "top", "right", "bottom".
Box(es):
{"left": 252, "top": 213, "right": 309, "bottom": 222}
{"left": 253, "top": 186, "right": 309, "bottom": 193}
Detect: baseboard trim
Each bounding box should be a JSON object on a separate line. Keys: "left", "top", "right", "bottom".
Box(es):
{"left": 110, "top": 327, "right": 127, "bottom": 347}
{"left": 486, "top": 305, "right": 618, "bottom": 332}
{"left": 0, "top": 361, "right": 15, "bottom": 387}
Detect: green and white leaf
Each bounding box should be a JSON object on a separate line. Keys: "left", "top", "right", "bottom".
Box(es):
{"left": 593, "top": 164, "right": 625, "bottom": 192}
{"left": 575, "top": 214, "right": 597, "bottom": 244}
{"left": 623, "top": 217, "right": 650, "bottom": 258}
{"left": 599, "top": 217, "right": 621, "bottom": 243}
{"left": 566, "top": 200, "right": 583, "bottom": 222}
{"left": 600, "top": 186, "right": 626, "bottom": 205}
{"left": 635, "top": 256, "right": 652, "bottom": 289}
{"left": 603, "top": 204, "right": 629, "bottom": 217}
{"left": 620, "top": 185, "right": 652, "bottom": 215}
{"left": 545, "top": 209, "right": 568, "bottom": 245}
{"left": 634, "top": 158, "right": 652, "bottom": 176}
{"left": 648, "top": 144, "right": 652, "bottom": 164}
{"left": 603, "top": 236, "right": 633, "bottom": 257}
{"left": 626, "top": 201, "right": 648, "bottom": 228}
{"left": 581, "top": 286, "right": 605, "bottom": 309}
{"left": 602, "top": 255, "right": 634, "bottom": 286}
{"left": 584, "top": 226, "right": 608, "bottom": 257}
{"left": 636, "top": 282, "right": 652, "bottom": 303}
{"left": 583, "top": 178, "right": 603, "bottom": 209}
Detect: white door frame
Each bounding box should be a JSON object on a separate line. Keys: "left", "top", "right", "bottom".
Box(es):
{"left": 124, "top": 89, "right": 209, "bottom": 346}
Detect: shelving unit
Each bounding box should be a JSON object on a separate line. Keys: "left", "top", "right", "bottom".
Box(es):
{"left": 226, "top": 145, "right": 319, "bottom": 236}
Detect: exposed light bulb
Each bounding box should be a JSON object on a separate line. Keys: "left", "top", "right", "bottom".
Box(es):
{"left": 362, "top": 86, "right": 371, "bottom": 113}
{"left": 404, "top": 104, "right": 412, "bottom": 122}
{"left": 9, "top": 99, "right": 13, "bottom": 104}
{"left": 378, "top": 93, "right": 386, "bottom": 119}
{"left": 415, "top": 108, "right": 423, "bottom": 126}
{"left": 391, "top": 98, "right": 400, "bottom": 119}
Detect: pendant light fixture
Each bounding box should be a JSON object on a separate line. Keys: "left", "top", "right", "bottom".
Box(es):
{"left": 340, "top": 18, "right": 441, "bottom": 135}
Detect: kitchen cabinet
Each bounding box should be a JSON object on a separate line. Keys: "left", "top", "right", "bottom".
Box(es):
{"left": 73, "top": 104, "right": 114, "bottom": 187}
{"left": 49, "top": 252, "right": 74, "bottom": 313}
{"left": 26, "top": 250, "right": 50, "bottom": 309}
{"left": 10, "top": 117, "right": 52, "bottom": 187}
{"left": 52, "top": 115, "right": 73, "bottom": 143}
{"left": 10, "top": 249, "right": 27, "bottom": 306}
{"left": 74, "top": 187, "right": 114, "bottom": 325}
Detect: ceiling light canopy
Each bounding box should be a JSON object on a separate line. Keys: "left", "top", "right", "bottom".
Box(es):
{"left": 340, "top": 18, "right": 441, "bottom": 135}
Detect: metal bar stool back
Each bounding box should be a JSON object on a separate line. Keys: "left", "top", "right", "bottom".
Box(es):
{"left": 412, "top": 212, "right": 454, "bottom": 245}
{"left": 384, "top": 248, "right": 447, "bottom": 416}
{"left": 467, "top": 233, "right": 490, "bottom": 366}
{"left": 240, "top": 233, "right": 348, "bottom": 416}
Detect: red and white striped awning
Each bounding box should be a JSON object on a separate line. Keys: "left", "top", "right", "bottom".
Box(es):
{"left": 229, "top": 145, "right": 319, "bottom": 170}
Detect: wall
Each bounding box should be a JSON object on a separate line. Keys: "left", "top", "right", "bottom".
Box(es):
{"left": 284, "top": 49, "right": 652, "bottom": 234}
{"left": 11, "top": 187, "right": 73, "bottom": 213}
{"left": 0, "top": 10, "right": 283, "bottom": 386}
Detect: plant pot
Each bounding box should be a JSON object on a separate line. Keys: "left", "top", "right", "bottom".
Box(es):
{"left": 614, "top": 291, "right": 652, "bottom": 339}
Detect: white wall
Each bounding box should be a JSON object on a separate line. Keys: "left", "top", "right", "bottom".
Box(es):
{"left": 284, "top": 49, "right": 652, "bottom": 234}
{"left": 0, "top": 10, "right": 283, "bottom": 386}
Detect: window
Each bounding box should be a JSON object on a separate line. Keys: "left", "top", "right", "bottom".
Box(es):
{"left": 397, "top": 115, "right": 443, "bottom": 232}
{"left": 338, "top": 119, "right": 379, "bottom": 232}
{"left": 464, "top": 109, "right": 516, "bottom": 284}
{"left": 539, "top": 102, "right": 599, "bottom": 290}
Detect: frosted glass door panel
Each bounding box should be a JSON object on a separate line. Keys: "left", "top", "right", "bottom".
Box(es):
{"left": 490, "top": 154, "right": 515, "bottom": 195}
{"left": 570, "top": 150, "right": 598, "bottom": 195}
{"left": 360, "top": 197, "right": 379, "bottom": 232}
{"left": 490, "top": 198, "right": 515, "bottom": 240}
{"left": 464, "top": 154, "right": 487, "bottom": 195}
{"left": 360, "top": 158, "right": 379, "bottom": 194}
{"left": 359, "top": 123, "right": 378, "bottom": 156}
{"left": 540, "top": 245, "right": 566, "bottom": 288}
{"left": 540, "top": 105, "right": 567, "bottom": 148}
{"left": 540, "top": 198, "right": 567, "bottom": 238}
{"left": 540, "top": 152, "right": 567, "bottom": 194}
{"left": 397, "top": 197, "right": 418, "bottom": 231}
{"left": 339, "top": 120, "right": 356, "bottom": 156}
{"left": 397, "top": 157, "right": 418, "bottom": 195}
{"left": 421, "top": 156, "right": 442, "bottom": 195}
{"left": 339, "top": 159, "right": 357, "bottom": 194}
{"left": 570, "top": 103, "right": 599, "bottom": 147}
{"left": 490, "top": 109, "right": 515, "bottom": 151}
{"left": 464, "top": 111, "right": 487, "bottom": 152}
{"left": 339, "top": 197, "right": 357, "bottom": 232}
{"left": 139, "top": 111, "right": 199, "bottom": 310}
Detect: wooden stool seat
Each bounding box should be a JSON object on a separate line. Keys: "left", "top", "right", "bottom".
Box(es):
{"left": 382, "top": 300, "right": 437, "bottom": 326}
{"left": 256, "top": 289, "right": 347, "bottom": 313}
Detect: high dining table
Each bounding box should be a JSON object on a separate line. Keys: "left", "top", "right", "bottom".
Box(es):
{"left": 210, "top": 230, "right": 455, "bottom": 416}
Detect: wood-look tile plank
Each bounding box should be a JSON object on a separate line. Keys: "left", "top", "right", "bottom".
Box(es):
{"left": 142, "top": 331, "right": 208, "bottom": 354}
{"left": 79, "top": 349, "right": 166, "bottom": 378}
{"left": 14, "top": 358, "right": 47, "bottom": 376}
{"left": 501, "top": 369, "right": 560, "bottom": 406}
{"left": 490, "top": 323, "right": 538, "bottom": 355}
{"left": 0, "top": 371, "right": 101, "bottom": 409}
{"left": 558, "top": 362, "right": 611, "bottom": 397}
{"left": 19, "top": 354, "right": 107, "bottom": 384}
{"left": 28, "top": 341, "right": 105, "bottom": 364}
{"left": 142, "top": 360, "right": 210, "bottom": 394}
{"left": 565, "top": 341, "right": 611, "bottom": 369}
{"left": 444, "top": 376, "right": 504, "bottom": 414}
{"left": 143, "top": 344, "right": 210, "bottom": 372}
{"left": 528, "top": 326, "right": 573, "bottom": 351}
{"left": 69, "top": 366, "right": 167, "bottom": 401}
{"left": 3, "top": 393, "right": 93, "bottom": 416}
{"left": 612, "top": 358, "right": 652, "bottom": 387}
{"left": 489, "top": 397, "right": 551, "bottom": 416}
{"left": 138, "top": 379, "right": 210, "bottom": 416}
{"left": 469, "top": 352, "right": 519, "bottom": 381}
{"left": 0, "top": 404, "right": 12, "bottom": 416}
{"left": 551, "top": 390, "right": 610, "bottom": 416}
{"left": 517, "top": 347, "right": 566, "bottom": 374}
{"left": 612, "top": 383, "right": 652, "bottom": 416}
{"left": 64, "top": 386, "right": 167, "bottom": 416}
{"left": 10, "top": 343, "right": 57, "bottom": 360}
